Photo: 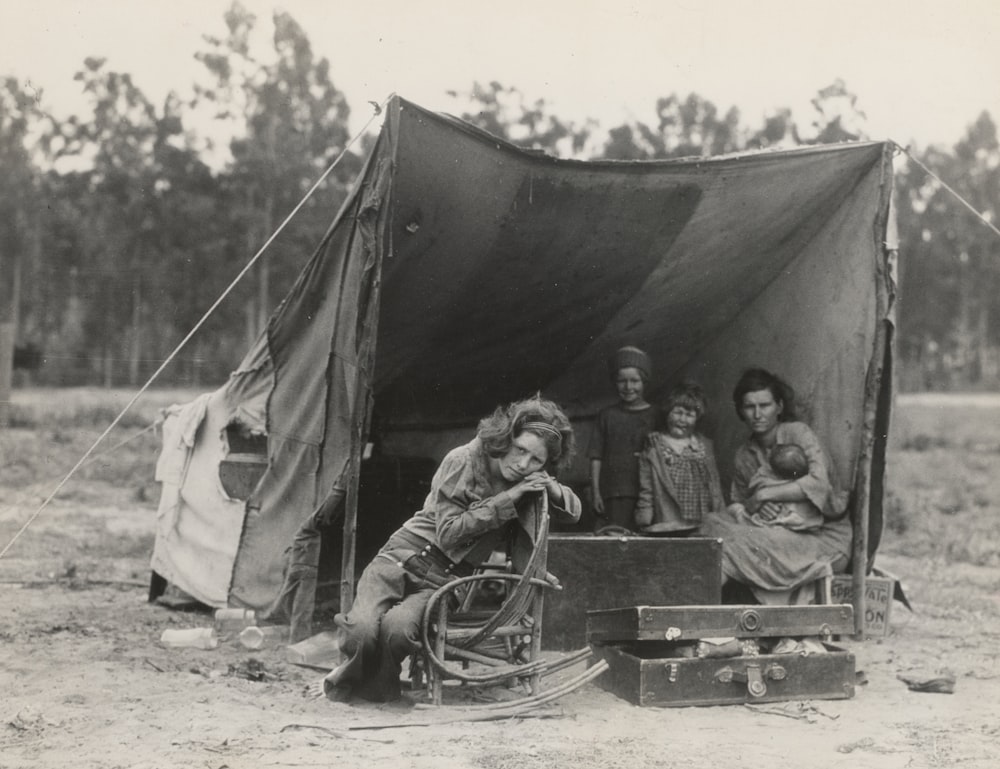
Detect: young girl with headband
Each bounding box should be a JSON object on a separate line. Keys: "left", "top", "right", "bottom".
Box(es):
{"left": 322, "top": 395, "right": 580, "bottom": 704}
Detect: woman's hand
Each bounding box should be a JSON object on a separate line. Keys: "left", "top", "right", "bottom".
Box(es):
{"left": 747, "top": 484, "right": 782, "bottom": 514}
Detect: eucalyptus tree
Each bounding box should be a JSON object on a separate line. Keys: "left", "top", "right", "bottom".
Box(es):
{"left": 446, "top": 81, "right": 596, "bottom": 157}
{"left": 194, "top": 1, "right": 356, "bottom": 345}
{"left": 894, "top": 113, "right": 1000, "bottom": 389}
{"left": 0, "top": 77, "right": 42, "bottom": 419}
{"left": 54, "top": 58, "right": 167, "bottom": 386}
{"left": 803, "top": 78, "right": 869, "bottom": 144}
{"left": 54, "top": 57, "right": 222, "bottom": 387}
{"left": 601, "top": 92, "right": 743, "bottom": 160}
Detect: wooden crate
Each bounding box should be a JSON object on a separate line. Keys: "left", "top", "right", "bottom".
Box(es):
{"left": 541, "top": 536, "right": 723, "bottom": 651}
{"left": 588, "top": 604, "right": 856, "bottom": 707}
{"left": 829, "top": 575, "right": 894, "bottom": 637}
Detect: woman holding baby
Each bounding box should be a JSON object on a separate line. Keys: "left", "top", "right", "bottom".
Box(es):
{"left": 699, "top": 368, "right": 853, "bottom": 605}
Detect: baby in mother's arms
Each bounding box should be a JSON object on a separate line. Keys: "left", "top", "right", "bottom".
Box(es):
{"left": 734, "top": 442, "right": 825, "bottom": 532}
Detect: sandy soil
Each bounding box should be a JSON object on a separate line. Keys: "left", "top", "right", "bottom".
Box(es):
{"left": 1, "top": 500, "right": 997, "bottom": 769}
{"left": 3, "top": 391, "right": 1000, "bottom": 769}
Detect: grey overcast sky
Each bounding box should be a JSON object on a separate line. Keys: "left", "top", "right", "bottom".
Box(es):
{"left": 1, "top": 0, "right": 997, "bottom": 150}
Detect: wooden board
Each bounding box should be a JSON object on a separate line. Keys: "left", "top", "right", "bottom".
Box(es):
{"left": 587, "top": 604, "right": 855, "bottom": 644}
{"left": 592, "top": 642, "right": 856, "bottom": 707}
{"left": 541, "top": 536, "right": 723, "bottom": 651}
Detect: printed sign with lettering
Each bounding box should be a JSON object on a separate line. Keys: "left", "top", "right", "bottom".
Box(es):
{"left": 830, "top": 576, "right": 893, "bottom": 636}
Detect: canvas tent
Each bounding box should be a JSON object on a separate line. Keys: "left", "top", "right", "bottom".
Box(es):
{"left": 151, "top": 95, "right": 896, "bottom": 633}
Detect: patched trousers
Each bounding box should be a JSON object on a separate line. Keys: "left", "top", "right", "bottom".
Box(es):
{"left": 326, "top": 530, "right": 436, "bottom": 702}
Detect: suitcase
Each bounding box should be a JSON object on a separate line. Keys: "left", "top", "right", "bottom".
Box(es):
{"left": 542, "top": 536, "right": 723, "bottom": 651}
{"left": 587, "top": 604, "right": 856, "bottom": 707}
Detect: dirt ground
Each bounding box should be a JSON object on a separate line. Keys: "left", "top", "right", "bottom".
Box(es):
{"left": 2, "top": 392, "right": 1000, "bottom": 769}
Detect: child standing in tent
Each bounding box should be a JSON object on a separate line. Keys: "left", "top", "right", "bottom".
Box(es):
{"left": 588, "top": 346, "right": 661, "bottom": 532}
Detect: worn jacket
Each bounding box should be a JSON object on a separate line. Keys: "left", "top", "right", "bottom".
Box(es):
{"left": 402, "top": 438, "right": 581, "bottom": 567}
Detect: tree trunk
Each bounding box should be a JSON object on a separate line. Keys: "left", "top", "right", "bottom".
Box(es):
{"left": 956, "top": 255, "right": 974, "bottom": 388}
{"left": 256, "top": 115, "right": 278, "bottom": 339}
{"left": 244, "top": 302, "right": 257, "bottom": 351}
{"left": 257, "top": 256, "right": 270, "bottom": 337}
{"left": 192, "top": 339, "right": 203, "bottom": 388}
{"left": 0, "top": 322, "right": 13, "bottom": 428}
{"left": 129, "top": 271, "right": 142, "bottom": 387}
{"left": 244, "top": 190, "right": 260, "bottom": 348}
{"left": 0, "top": 233, "right": 21, "bottom": 427}
{"left": 103, "top": 343, "right": 114, "bottom": 388}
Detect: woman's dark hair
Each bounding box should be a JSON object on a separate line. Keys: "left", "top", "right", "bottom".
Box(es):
{"left": 663, "top": 380, "right": 708, "bottom": 419}
{"left": 478, "top": 395, "right": 576, "bottom": 472}
{"left": 732, "top": 368, "right": 797, "bottom": 423}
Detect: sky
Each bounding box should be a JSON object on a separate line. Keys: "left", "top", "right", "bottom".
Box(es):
{"left": 1, "top": 0, "right": 998, "bottom": 153}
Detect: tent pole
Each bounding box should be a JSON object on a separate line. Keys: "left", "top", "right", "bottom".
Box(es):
{"left": 339, "top": 443, "right": 361, "bottom": 613}
{"left": 850, "top": 151, "right": 896, "bottom": 638}
{"left": 852, "top": 310, "right": 887, "bottom": 637}
{"left": 337, "top": 151, "right": 393, "bottom": 616}
{"left": 339, "top": 291, "right": 378, "bottom": 614}
{"left": 339, "top": 379, "right": 378, "bottom": 615}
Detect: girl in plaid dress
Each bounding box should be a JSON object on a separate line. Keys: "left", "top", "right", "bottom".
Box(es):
{"left": 635, "top": 381, "right": 724, "bottom": 535}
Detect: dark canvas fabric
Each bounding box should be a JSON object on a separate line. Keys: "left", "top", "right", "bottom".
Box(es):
{"left": 153, "top": 97, "right": 896, "bottom": 610}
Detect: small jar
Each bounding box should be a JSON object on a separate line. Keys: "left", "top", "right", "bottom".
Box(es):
{"left": 239, "top": 625, "right": 288, "bottom": 650}
{"left": 214, "top": 608, "right": 257, "bottom": 633}
{"left": 160, "top": 627, "right": 219, "bottom": 649}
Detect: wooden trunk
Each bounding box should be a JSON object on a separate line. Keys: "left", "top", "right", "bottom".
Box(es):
{"left": 592, "top": 642, "right": 856, "bottom": 707}
{"left": 541, "top": 536, "right": 723, "bottom": 651}
{"left": 588, "top": 604, "right": 856, "bottom": 707}
{"left": 587, "top": 604, "right": 855, "bottom": 643}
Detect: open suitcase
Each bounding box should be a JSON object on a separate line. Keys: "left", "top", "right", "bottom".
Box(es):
{"left": 587, "top": 604, "right": 857, "bottom": 707}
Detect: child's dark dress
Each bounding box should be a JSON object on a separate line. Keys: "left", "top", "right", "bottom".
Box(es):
{"left": 588, "top": 404, "right": 660, "bottom": 530}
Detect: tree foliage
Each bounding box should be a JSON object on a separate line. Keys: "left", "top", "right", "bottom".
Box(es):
{"left": 446, "top": 81, "right": 595, "bottom": 157}
{"left": 194, "top": 1, "right": 355, "bottom": 344}
{"left": 1, "top": 21, "right": 996, "bottom": 394}
{"left": 805, "top": 78, "right": 868, "bottom": 144}
{"left": 894, "top": 113, "right": 1000, "bottom": 389}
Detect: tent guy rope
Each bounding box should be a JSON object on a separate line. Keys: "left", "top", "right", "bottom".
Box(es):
{"left": 0, "top": 420, "right": 159, "bottom": 521}
{"left": 0, "top": 96, "right": 392, "bottom": 562}
{"left": 896, "top": 141, "right": 1000, "bottom": 241}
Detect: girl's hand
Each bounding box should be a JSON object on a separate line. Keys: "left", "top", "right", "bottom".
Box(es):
{"left": 510, "top": 472, "right": 563, "bottom": 505}
{"left": 508, "top": 472, "right": 551, "bottom": 501}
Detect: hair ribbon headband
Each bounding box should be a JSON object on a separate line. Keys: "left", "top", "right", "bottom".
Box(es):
{"left": 522, "top": 421, "right": 563, "bottom": 441}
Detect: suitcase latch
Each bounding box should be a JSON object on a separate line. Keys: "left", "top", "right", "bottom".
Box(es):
{"left": 739, "top": 609, "right": 762, "bottom": 632}
{"left": 714, "top": 662, "right": 787, "bottom": 698}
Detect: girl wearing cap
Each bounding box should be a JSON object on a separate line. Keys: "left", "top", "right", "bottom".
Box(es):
{"left": 587, "top": 346, "right": 662, "bottom": 532}
{"left": 322, "top": 396, "right": 581, "bottom": 703}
